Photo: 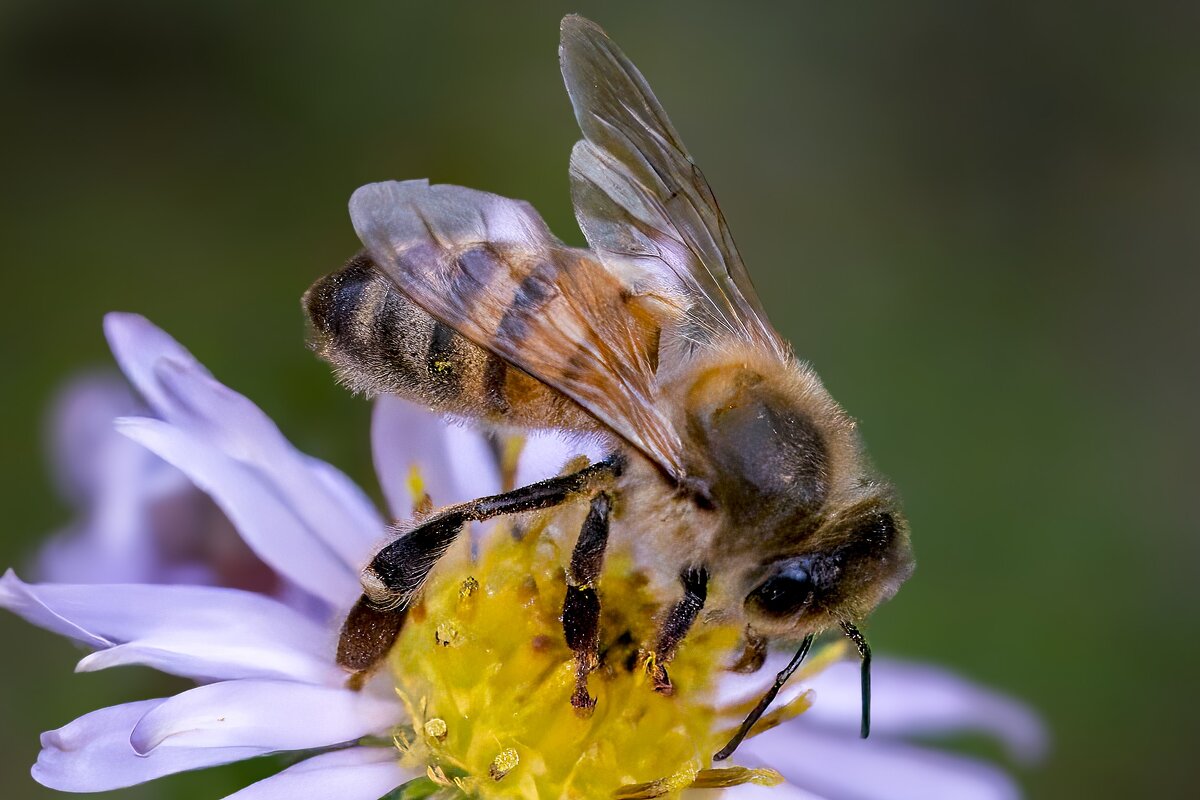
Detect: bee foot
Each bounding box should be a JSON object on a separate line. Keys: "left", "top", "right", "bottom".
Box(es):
{"left": 571, "top": 684, "right": 597, "bottom": 717}
{"left": 643, "top": 652, "right": 674, "bottom": 695}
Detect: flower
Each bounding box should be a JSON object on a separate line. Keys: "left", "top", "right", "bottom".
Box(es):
{"left": 2, "top": 313, "right": 1045, "bottom": 799}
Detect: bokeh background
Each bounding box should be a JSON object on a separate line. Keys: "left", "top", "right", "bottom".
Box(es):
{"left": 1, "top": 1, "right": 1196, "bottom": 798}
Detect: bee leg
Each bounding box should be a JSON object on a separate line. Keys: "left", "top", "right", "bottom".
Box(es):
{"left": 337, "top": 596, "right": 409, "bottom": 690}
{"left": 645, "top": 565, "right": 709, "bottom": 695}
{"left": 337, "top": 455, "right": 623, "bottom": 684}
{"left": 561, "top": 492, "right": 612, "bottom": 715}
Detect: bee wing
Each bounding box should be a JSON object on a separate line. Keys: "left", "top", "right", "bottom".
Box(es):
{"left": 560, "top": 15, "right": 786, "bottom": 358}
{"left": 349, "top": 179, "right": 686, "bottom": 479}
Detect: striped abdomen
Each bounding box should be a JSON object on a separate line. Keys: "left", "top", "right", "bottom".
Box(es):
{"left": 304, "top": 252, "right": 594, "bottom": 431}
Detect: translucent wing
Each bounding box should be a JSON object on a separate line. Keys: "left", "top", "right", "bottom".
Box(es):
{"left": 560, "top": 15, "right": 786, "bottom": 358}
{"left": 349, "top": 179, "right": 686, "bottom": 479}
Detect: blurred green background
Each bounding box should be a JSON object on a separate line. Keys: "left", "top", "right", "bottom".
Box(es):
{"left": 0, "top": 1, "right": 1195, "bottom": 798}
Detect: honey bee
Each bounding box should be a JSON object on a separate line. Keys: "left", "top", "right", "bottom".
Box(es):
{"left": 304, "top": 15, "right": 913, "bottom": 760}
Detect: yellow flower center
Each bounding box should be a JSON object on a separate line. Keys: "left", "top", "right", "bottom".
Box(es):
{"left": 385, "top": 515, "right": 783, "bottom": 799}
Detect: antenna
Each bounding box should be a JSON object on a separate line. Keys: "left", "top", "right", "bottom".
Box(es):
{"left": 840, "top": 620, "right": 872, "bottom": 738}
{"left": 713, "top": 632, "right": 815, "bottom": 761}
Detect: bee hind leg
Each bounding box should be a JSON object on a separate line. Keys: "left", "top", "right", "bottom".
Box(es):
{"left": 644, "top": 565, "right": 709, "bottom": 694}
{"left": 561, "top": 491, "right": 612, "bottom": 715}
{"left": 337, "top": 455, "right": 623, "bottom": 687}
{"left": 337, "top": 596, "right": 409, "bottom": 690}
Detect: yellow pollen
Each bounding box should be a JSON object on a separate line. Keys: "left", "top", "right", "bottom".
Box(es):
{"left": 424, "top": 718, "right": 449, "bottom": 741}
{"left": 434, "top": 620, "right": 463, "bottom": 648}
{"left": 498, "top": 434, "right": 526, "bottom": 491}
{"left": 406, "top": 464, "right": 432, "bottom": 515}
{"left": 488, "top": 748, "right": 520, "bottom": 781}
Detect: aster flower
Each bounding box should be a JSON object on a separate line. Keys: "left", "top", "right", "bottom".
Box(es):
{"left": 2, "top": 314, "right": 1044, "bottom": 799}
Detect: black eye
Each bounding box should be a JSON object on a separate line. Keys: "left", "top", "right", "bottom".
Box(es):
{"left": 747, "top": 562, "right": 814, "bottom": 617}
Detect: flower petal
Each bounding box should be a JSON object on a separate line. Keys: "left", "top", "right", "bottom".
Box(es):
{"left": 33, "top": 699, "right": 271, "bottom": 792}
{"left": 221, "top": 746, "right": 415, "bottom": 800}
{"left": 715, "top": 651, "right": 815, "bottom": 716}
{"left": 741, "top": 726, "right": 1024, "bottom": 800}
{"left": 45, "top": 371, "right": 141, "bottom": 507}
{"left": 515, "top": 430, "right": 610, "bottom": 487}
{"left": 799, "top": 658, "right": 1048, "bottom": 764}
{"left": 372, "top": 395, "right": 499, "bottom": 517}
{"left": 700, "top": 781, "right": 827, "bottom": 800}
{"left": 304, "top": 454, "right": 386, "bottom": 542}
{"left": 37, "top": 381, "right": 194, "bottom": 586}
{"left": 103, "top": 312, "right": 213, "bottom": 412}
{"left": 129, "top": 679, "right": 402, "bottom": 754}
{"left": 117, "top": 417, "right": 360, "bottom": 606}
{"left": 0, "top": 571, "right": 338, "bottom": 683}
{"left": 105, "top": 313, "right": 381, "bottom": 568}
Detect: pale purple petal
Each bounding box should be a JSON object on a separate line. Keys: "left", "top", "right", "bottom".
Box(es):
{"left": 34, "top": 516, "right": 179, "bottom": 589}
{"left": 0, "top": 569, "right": 108, "bottom": 648}
{"left": 716, "top": 652, "right": 814, "bottom": 719}
{"left": 697, "top": 781, "right": 827, "bottom": 800}
{"left": 37, "top": 401, "right": 191, "bottom": 585}
{"left": 33, "top": 699, "right": 271, "bottom": 792}
{"left": 222, "top": 746, "right": 415, "bottom": 800}
{"left": 514, "top": 429, "right": 610, "bottom": 486}
{"left": 443, "top": 422, "right": 502, "bottom": 500}
{"left": 304, "top": 455, "right": 386, "bottom": 542}
{"left": 0, "top": 571, "right": 338, "bottom": 683}
{"left": 117, "top": 417, "right": 360, "bottom": 606}
{"left": 45, "top": 371, "right": 140, "bottom": 507}
{"left": 129, "top": 680, "right": 402, "bottom": 754}
{"left": 372, "top": 395, "right": 499, "bottom": 517}
{"left": 105, "top": 313, "right": 380, "bottom": 567}
{"left": 799, "top": 659, "right": 1048, "bottom": 764}
{"left": 104, "top": 312, "right": 213, "bottom": 411}
{"left": 741, "top": 727, "right": 1023, "bottom": 800}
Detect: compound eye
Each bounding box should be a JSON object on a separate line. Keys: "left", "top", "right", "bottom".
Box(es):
{"left": 747, "top": 562, "right": 814, "bottom": 617}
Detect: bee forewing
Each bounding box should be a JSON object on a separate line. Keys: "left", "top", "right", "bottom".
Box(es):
{"left": 348, "top": 179, "right": 686, "bottom": 479}
{"left": 560, "top": 15, "right": 784, "bottom": 358}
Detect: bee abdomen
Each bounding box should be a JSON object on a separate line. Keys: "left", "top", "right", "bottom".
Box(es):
{"left": 304, "top": 252, "right": 590, "bottom": 430}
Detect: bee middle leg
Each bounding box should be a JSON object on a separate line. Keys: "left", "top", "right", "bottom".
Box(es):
{"left": 337, "top": 455, "right": 622, "bottom": 684}
{"left": 645, "top": 565, "right": 709, "bottom": 694}
{"left": 561, "top": 491, "right": 612, "bottom": 714}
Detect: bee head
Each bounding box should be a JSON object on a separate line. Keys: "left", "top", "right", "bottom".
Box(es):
{"left": 741, "top": 504, "right": 913, "bottom": 637}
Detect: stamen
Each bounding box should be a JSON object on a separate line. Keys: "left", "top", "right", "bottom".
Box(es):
{"left": 406, "top": 463, "right": 432, "bottom": 515}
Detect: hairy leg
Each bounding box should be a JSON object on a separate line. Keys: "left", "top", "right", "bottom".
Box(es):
{"left": 561, "top": 492, "right": 612, "bottom": 713}
{"left": 337, "top": 455, "right": 623, "bottom": 680}
{"left": 645, "top": 565, "right": 709, "bottom": 694}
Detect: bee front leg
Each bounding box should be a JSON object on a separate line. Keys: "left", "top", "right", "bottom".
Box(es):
{"left": 337, "top": 455, "right": 623, "bottom": 687}
{"left": 561, "top": 492, "right": 612, "bottom": 714}
{"left": 645, "top": 565, "right": 709, "bottom": 694}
